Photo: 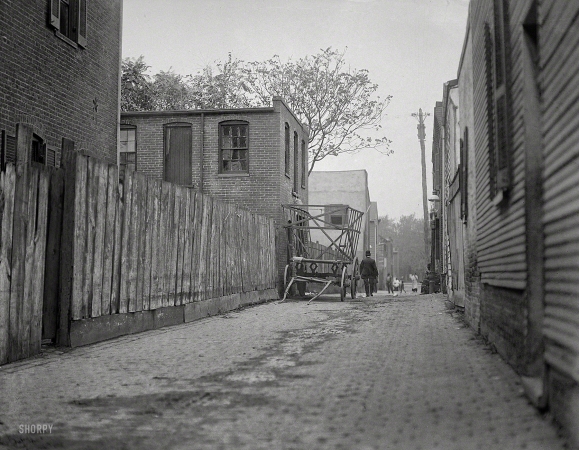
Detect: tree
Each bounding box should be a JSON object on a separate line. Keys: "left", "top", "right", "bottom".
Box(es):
{"left": 378, "top": 214, "right": 427, "bottom": 278}
{"left": 150, "top": 70, "right": 194, "bottom": 110}
{"left": 188, "top": 54, "right": 254, "bottom": 109}
{"left": 121, "top": 56, "right": 153, "bottom": 112}
{"left": 243, "top": 48, "right": 392, "bottom": 173}
{"left": 120, "top": 50, "right": 392, "bottom": 173}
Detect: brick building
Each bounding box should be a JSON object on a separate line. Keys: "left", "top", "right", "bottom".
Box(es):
{"left": 0, "top": 0, "right": 122, "bottom": 167}
{"left": 442, "top": 0, "right": 579, "bottom": 444}
{"left": 120, "top": 97, "right": 309, "bottom": 289}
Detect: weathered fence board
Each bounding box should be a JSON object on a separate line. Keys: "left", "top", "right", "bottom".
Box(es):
{"left": 135, "top": 172, "right": 147, "bottom": 312}
{"left": 71, "top": 155, "right": 87, "bottom": 320}
{"left": 42, "top": 168, "right": 64, "bottom": 341}
{"left": 29, "top": 168, "right": 49, "bottom": 356}
{"left": 0, "top": 166, "right": 16, "bottom": 364}
{"left": 149, "top": 179, "right": 161, "bottom": 310}
{"left": 102, "top": 165, "right": 117, "bottom": 315}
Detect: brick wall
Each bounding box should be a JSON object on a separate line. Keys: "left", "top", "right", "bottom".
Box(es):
{"left": 0, "top": 0, "right": 122, "bottom": 165}
{"left": 479, "top": 283, "right": 526, "bottom": 372}
{"left": 121, "top": 98, "right": 309, "bottom": 292}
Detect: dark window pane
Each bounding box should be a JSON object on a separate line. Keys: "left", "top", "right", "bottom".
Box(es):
{"left": 60, "top": 1, "right": 69, "bottom": 36}
{"left": 331, "top": 215, "right": 343, "bottom": 226}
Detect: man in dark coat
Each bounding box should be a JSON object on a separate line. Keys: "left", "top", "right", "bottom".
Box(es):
{"left": 359, "top": 250, "right": 379, "bottom": 298}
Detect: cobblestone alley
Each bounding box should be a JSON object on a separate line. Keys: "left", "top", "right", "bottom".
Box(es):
{"left": 0, "top": 293, "right": 569, "bottom": 450}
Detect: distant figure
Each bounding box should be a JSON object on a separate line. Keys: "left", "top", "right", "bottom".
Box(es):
{"left": 386, "top": 273, "right": 393, "bottom": 294}
{"left": 410, "top": 273, "right": 419, "bottom": 293}
{"left": 393, "top": 277, "right": 400, "bottom": 291}
{"left": 400, "top": 277, "right": 406, "bottom": 293}
{"left": 359, "top": 250, "right": 378, "bottom": 298}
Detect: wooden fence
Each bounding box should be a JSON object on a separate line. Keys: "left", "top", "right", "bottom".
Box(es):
{"left": 0, "top": 124, "right": 277, "bottom": 364}
{"left": 64, "top": 153, "right": 277, "bottom": 322}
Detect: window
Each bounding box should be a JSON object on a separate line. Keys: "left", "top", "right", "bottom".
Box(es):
{"left": 31, "top": 135, "right": 46, "bottom": 165}
{"left": 284, "top": 123, "right": 290, "bottom": 176}
{"left": 460, "top": 128, "right": 469, "bottom": 221}
{"left": 325, "top": 205, "right": 347, "bottom": 227}
{"left": 485, "top": 0, "right": 513, "bottom": 200}
{"left": 293, "top": 131, "right": 299, "bottom": 192}
{"left": 120, "top": 126, "right": 136, "bottom": 179}
{"left": 49, "top": 0, "right": 87, "bottom": 47}
{"left": 301, "top": 140, "right": 307, "bottom": 188}
{"left": 219, "top": 121, "right": 248, "bottom": 173}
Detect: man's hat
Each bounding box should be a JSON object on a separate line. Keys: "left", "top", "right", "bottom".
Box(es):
{"left": 366, "top": 250, "right": 371, "bottom": 256}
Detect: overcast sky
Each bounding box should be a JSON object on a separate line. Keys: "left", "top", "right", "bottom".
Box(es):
{"left": 122, "top": 0, "right": 469, "bottom": 220}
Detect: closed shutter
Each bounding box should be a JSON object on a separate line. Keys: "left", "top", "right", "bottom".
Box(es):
{"left": 50, "top": 0, "right": 60, "bottom": 29}
{"left": 77, "top": 0, "right": 87, "bottom": 47}
{"left": 1, "top": 131, "right": 16, "bottom": 168}
{"left": 484, "top": 23, "right": 497, "bottom": 198}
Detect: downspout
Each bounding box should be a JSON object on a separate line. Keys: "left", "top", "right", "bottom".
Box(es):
{"left": 200, "top": 112, "right": 204, "bottom": 192}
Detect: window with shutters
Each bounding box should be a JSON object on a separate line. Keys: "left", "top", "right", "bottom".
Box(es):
{"left": 120, "top": 126, "right": 136, "bottom": 179}
{"left": 293, "top": 131, "right": 299, "bottom": 193}
{"left": 485, "top": 0, "right": 513, "bottom": 201}
{"left": 284, "top": 123, "right": 290, "bottom": 177}
{"left": 301, "top": 139, "right": 307, "bottom": 188}
{"left": 460, "top": 128, "right": 469, "bottom": 221}
{"left": 48, "top": 0, "right": 87, "bottom": 47}
{"left": 219, "top": 121, "right": 248, "bottom": 174}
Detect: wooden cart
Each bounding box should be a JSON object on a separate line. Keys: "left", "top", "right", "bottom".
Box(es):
{"left": 281, "top": 204, "right": 364, "bottom": 303}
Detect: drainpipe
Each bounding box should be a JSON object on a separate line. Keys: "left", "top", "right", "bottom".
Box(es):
{"left": 200, "top": 112, "right": 204, "bottom": 193}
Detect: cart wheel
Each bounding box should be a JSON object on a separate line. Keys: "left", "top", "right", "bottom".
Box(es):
{"left": 284, "top": 264, "right": 292, "bottom": 293}
{"left": 350, "top": 258, "right": 358, "bottom": 299}
{"left": 340, "top": 266, "right": 348, "bottom": 302}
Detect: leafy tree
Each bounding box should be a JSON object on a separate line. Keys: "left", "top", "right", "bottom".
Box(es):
{"left": 121, "top": 56, "right": 153, "bottom": 112}
{"left": 150, "top": 70, "right": 194, "bottom": 110}
{"left": 378, "top": 214, "right": 427, "bottom": 278}
{"left": 121, "top": 50, "right": 392, "bottom": 173}
{"left": 188, "top": 54, "right": 253, "bottom": 109}
{"left": 243, "top": 48, "right": 392, "bottom": 173}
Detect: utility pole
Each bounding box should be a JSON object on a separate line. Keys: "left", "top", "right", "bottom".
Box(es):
{"left": 412, "top": 109, "right": 430, "bottom": 269}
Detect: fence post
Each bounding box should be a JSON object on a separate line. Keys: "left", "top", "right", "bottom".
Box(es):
{"left": 57, "top": 138, "right": 76, "bottom": 346}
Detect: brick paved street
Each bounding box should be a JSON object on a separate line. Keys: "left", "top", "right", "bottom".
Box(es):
{"left": 0, "top": 293, "right": 569, "bottom": 449}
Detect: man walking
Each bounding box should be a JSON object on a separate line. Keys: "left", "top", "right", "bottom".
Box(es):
{"left": 360, "top": 250, "right": 378, "bottom": 298}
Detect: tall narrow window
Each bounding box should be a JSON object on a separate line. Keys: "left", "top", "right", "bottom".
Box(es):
{"left": 490, "top": 0, "right": 513, "bottom": 198}
{"left": 120, "top": 126, "right": 136, "bottom": 179}
{"left": 301, "top": 139, "right": 307, "bottom": 188}
{"left": 284, "top": 123, "right": 290, "bottom": 176}
{"left": 293, "top": 131, "right": 299, "bottom": 192}
{"left": 220, "top": 121, "right": 248, "bottom": 174}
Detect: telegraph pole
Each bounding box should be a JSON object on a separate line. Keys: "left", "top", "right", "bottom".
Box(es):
{"left": 412, "top": 109, "right": 430, "bottom": 267}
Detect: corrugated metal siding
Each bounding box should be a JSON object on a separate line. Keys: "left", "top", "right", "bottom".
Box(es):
{"left": 471, "top": 0, "right": 527, "bottom": 290}
{"left": 541, "top": 0, "right": 579, "bottom": 383}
